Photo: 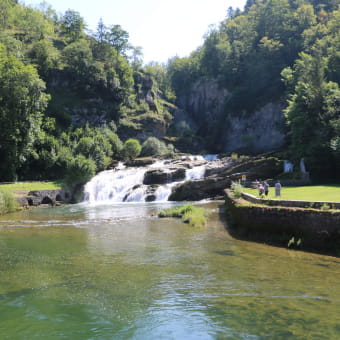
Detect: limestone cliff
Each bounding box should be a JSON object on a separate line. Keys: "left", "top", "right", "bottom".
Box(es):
{"left": 175, "top": 80, "right": 286, "bottom": 153}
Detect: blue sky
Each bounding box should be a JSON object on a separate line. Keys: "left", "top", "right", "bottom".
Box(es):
{"left": 24, "top": 0, "right": 246, "bottom": 64}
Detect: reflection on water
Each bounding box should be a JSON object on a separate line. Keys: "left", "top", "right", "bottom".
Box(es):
{"left": 0, "top": 202, "right": 339, "bottom": 339}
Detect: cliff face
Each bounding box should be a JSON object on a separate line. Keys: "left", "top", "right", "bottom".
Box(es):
{"left": 176, "top": 80, "right": 286, "bottom": 153}
{"left": 221, "top": 102, "right": 286, "bottom": 153}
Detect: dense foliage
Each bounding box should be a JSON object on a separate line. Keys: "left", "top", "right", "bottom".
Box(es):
{"left": 167, "top": 0, "right": 340, "bottom": 180}
{"left": 0, "top": 0, "right": 339, "bottom": 184}
{"left": 0, "top": 0, "right": 174, "bottom": 184}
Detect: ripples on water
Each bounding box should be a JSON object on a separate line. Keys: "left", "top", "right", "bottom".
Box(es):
{"left": 0, "top": 202, "right": 339, "bottom": 339}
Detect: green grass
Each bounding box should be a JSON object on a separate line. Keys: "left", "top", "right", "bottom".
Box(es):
{"left": 243, "top": 185, "right": 340, "bottom": 202}
{"left": 158, "top": 204, "right": 208, "bottom": 227}
{"left": 0, "top": 181, "right": 64, "bottom": 197}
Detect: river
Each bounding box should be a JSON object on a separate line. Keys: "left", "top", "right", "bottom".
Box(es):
{"left": 0, "top": 202, "right": 339, "bottom": 339}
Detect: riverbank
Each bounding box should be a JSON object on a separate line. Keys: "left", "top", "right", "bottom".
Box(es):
{"left": 224, "top": 189, "right": 340, "bottom": 256}
{"left": 0, "top": 181, "right": 72, "bottom": 214}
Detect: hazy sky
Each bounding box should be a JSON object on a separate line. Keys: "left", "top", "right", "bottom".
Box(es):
{"left": 24, "top": 0, "right": 246, "bottom": 64}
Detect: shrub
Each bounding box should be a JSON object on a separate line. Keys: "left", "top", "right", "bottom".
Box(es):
{"left": 0, "top": 190, "right": 19, "bottom": 215}
{"left": 231, "top": 181, "right": 243, "bottom": 198}
{"left": 65, "top": 155, "right": 96, "bottom": 186}
{"left": 141, "top": 137, "right": 167, "bottom": 156}
{"left": 121, "top": 138, "right": 142, "bottom": 160}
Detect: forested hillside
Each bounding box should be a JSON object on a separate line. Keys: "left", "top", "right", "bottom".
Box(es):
{"left": 167, "top": 0, "right": 340, "bottom": 180}
{"left": 0, "top": 0, "right": 175, "bottom": 183}
{"left": 0, "top": 0, "right": 339, "bottom": 183}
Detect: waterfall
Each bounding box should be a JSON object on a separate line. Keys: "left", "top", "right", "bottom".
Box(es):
{"left": 84, "top": 156, "right": 213, "bottom": 204}
{"left": 84, "top": 166, "right": 147, "bottom": 203}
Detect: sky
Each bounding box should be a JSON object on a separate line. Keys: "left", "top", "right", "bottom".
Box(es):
{"left": 24, "top": 0, "right": 246, "bottom": 64}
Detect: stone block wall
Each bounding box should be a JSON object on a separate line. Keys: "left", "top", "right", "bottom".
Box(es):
{"left": 225, "top": 190, "right": 340, "bottom": 254}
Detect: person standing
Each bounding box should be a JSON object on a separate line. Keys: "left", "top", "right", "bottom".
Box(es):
{"left": 258, "top": 183, "right": 264, "bottom": 196}
{"left": 275, "top": 180, "right": 281, "bottom": 197}
{"left": 264, "top": 181, "right": 269, "bottom": 196}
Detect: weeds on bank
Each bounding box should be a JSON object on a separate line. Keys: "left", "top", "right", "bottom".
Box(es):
{"left": 158, "top": 204, "right": 208, "bottom": 227}
{"left": 0, "top": 189, "right": 19, "bottom": 215}
{"left": 231, "top": 181, "right": 243, "bottom": 198}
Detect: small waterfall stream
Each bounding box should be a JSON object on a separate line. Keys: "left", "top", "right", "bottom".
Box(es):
{"left": 84, "top": 156, "right": 216, "bottom": 204}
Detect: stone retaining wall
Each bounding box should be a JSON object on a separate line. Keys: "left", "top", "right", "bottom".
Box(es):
{"left": 224, "top": 189, "right": 340, "bottom": 254}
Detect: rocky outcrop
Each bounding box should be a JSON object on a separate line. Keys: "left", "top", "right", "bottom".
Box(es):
{"left": 169, "top": 156, "right": 282, "bottom": 201}
{"left": 176, "top": 80, "right": 229, "bottom": 128}
{"left": 175, "top": 79, "right": 286, "bottom": 153}
{"left": 220, "top": 102, "right": 286, "bottom": 153}
{"left": 125, "top": 157, "right": 155, "bottom": 167}
{"left": 143, "top": 168, "right": 186, "bottom": 185}
{"left": 169, "top": 176, "right": 232, "bottom": 201}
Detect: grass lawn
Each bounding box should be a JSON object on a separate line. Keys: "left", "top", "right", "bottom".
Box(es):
{"left": 243, "top": 185, "right": 340, "bottom": 202}
{"left": 0, "top": 181, "right": 64, "bottom": 197}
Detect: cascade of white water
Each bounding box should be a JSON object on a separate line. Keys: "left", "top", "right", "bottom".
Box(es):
{"left": 84, "top": 167, "right": 146, "bottom": 203}
{"left": 84, "top": 155, "right": 216, "bottom": 203}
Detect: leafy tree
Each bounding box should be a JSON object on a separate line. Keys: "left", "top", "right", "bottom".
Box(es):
{"left": 0, "top": 0, "right": 17, "bottom": 29}
{"left": 60, "top": 9, "right": 85, "bottom": 42}
{"left": 121, "top": 138, "right": 141, "bottom": 160}
{"left": 0, "top": 44, "right": 49, "bottom": 180}
{"left": 29, "top": 39, "right": 60, "bottom": 79}
{"left": 284, "top": 48, "right": 340, "bottom": 179}
{"left": 11, "top": 5, "right": 54, "bottom": 42}
{"left": 129, "top": 45, "right": 143, "bottom": 70}
{"left": 105, "top": 24, "right": 130, "bottom": 55}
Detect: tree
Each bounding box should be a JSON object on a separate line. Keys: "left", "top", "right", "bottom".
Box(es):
{"left": 0, "top": 44, "right": 49, "bottom": 180}
{"left": 11, "top": 5, "right": 54, "bottom": 42}
{"left": 95, "top": 18, "right": 106, "bottom": 43}
{"left": 60, "top": 9, "right": 85, "bottom": 42}
{"left": 121, "top": 138, "right": 141, "bottom": 160}
{"left": 129, "top": 45, "right": 143, "bottom": 70}
{"left": 105, "top": 24, "right": 130, "bottom": 55}
{"left": 29, "top": 39, "right": 60, "bottom": 79}
{"left": 141, "top": 137, "right": 167, "bottom": 156}
{"left": 284, "top": 49, "right": 340, "bottom": 179}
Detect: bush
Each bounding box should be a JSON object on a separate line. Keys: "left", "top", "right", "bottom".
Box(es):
{"left": 141, "top": 137, "right": 167, "bottom": 156}
{"left": 65, "top": 155, "right": 96, "bottom": 186}
{"left": 0, "top": 190, "right": 19, "bottom": 215}
{"left": 231, "top": 181, "right": 243, "bottom": 198}
{"left": 121, "top": 138, "right": 142, "bottom": 160}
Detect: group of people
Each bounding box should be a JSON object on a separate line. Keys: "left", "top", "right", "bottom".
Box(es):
{"left": 255, "top": 180, "right": 281, "bottom": 197}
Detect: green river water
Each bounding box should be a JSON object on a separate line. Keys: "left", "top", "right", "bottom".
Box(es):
{"left": 0, "top": 202, "right": 339, "bottom": 339}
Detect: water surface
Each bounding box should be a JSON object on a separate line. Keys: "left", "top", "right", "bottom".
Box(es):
{"left": 0, "top": 202, "right": 339, "bottom": 339}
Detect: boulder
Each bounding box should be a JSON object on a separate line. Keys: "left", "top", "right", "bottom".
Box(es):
{"left": 143, "top": 167, "right": 186, "bottom": 185}
{"left": 125, "top": 157, "right": 155, "bottom": 167}
{"left": 143, "top": 169, "right": 169, "bottom": 185}
{"left": 169, "top": 176, "right": 231, "bottom": 201}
